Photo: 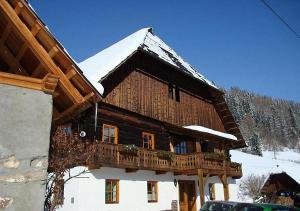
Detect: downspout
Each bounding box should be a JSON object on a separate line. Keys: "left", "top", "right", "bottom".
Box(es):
{"left": 94, "top": 102, "right": 98, "bottom": 142}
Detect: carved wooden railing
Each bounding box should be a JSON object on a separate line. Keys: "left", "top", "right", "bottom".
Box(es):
{"left": 84, "top": 143, "right": 242, "bottom": 177}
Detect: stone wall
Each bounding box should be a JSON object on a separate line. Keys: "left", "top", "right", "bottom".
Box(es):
{"left": 0, "top": 84, "right": 52, "bottom": 211}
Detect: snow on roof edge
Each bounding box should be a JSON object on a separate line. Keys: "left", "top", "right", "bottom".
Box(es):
{"left": 184, "top": 125, "right": 237, "bottom": 141}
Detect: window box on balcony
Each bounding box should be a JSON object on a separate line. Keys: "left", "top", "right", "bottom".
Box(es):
{"left": 119, "top": 144, "right": 139, "bottom": 156}
{"left": 156, "top": 151, "right": 175, "bottom": 162}
{"left": 203, "top": 152, "right": 226, "bottom": 161}
{"left": 230, "top": 162, "right": 241, "bottom": 169}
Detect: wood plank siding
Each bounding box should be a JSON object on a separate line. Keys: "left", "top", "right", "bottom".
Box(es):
{"left": 104, "top": 70, "right": 225, "bottom": 132}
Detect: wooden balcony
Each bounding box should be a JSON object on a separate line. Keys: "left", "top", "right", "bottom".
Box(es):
{"left": 85, "top": 143, "right": 242, "bottom": 178}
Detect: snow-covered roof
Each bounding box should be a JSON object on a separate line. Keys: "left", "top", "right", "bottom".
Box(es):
{"left": 79, "top": 28, "right": 218, "bottom": 94}
{"left": 183, "top": 125, "right": 238, "bottom": 141}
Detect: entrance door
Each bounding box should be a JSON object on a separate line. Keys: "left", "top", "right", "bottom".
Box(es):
{"left": 178, "top": 180, "right": 196, "bottom": 211}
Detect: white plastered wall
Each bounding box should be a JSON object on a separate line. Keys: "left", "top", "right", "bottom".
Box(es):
{"left": 58, "top": 167, "right": 238, "bottom": 211}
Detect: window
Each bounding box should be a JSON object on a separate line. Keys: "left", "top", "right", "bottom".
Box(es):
{"left": 174, "top": 141, "right": 187, "bottom": 154}
{"left": 102, "top": 124, "right": 118, "bottom": 144}
{"left": 142, "top": 132, "right": 155, "bottom": 149}
{"left": 147, "top": 181, "right": 158, "bottom": 202}
{"left": 208, "top": 183, "right": 215, "bottom": 200}
{"left": 168, "top": 83, "right": 180, "bottom": 102}
{"left": 105, "top": 180, "right": 119, "bottom": 204}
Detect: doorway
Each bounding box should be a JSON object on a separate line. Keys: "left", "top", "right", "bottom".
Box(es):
{"left": 178, "top": 180, "right": 196, "bottom": 211}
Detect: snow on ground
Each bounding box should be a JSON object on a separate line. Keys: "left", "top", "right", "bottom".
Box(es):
{"left": 231, "top": 149, "right": 300, "bottom": 184}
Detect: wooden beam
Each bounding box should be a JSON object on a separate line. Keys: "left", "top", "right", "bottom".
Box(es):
{"left": 0, "top": 40, "right": 28, "bottom": 75}
{"left": 41, "top": 73, "right": 59, "bottom": 94}
{"left": 87, "top": 163, "right": 101, "bottom": 170}
{"left": 14, "top": 2, "right": 23, "bottom": 14}
{"left": 48, "top": 46, "right": 59, "bottom": 57}
{"left": 31, "top": 45, "right": 59, "bottom": 77}
{"left": 15, "top": 24, "right": 41, "bottom": 62}
{"left": 55, "top": 92, "right": 94, "bottom": 122}
{"left": 174, "top": 172, "right": 184, "bottom": 176}
{"left": 98, "top": 107, "right": 163, "bottom": 130}
{"left": 216, "top": 101, "right": 226, "bottom": 106}
{"left": 66, "top": 67, "right": 77, "bottom": 79}
{"left": 1, "top": 25, "right": 12, "bottom": 42}
{"left": 15, "top": 44, "right": 27, "bottom": 61}
{"left": 155, "top": 170, "right": 167, "bottom": 175}
{"left": 0, "top": 0, "right": 84, "bottom": 104}
{"left": 125, "top": 168, "right": 138, "bottom": 173}
{"left": 0, "top": 71, "right": 58, "bottom": 94}
{"left": 224, "top": 121, "right": 236, "bottom": 125}
{"left": 30, "top": 22, "right": 42, "bottom": 36}
{"left": 31, "top": 64, "right": 44, "bottom": 77}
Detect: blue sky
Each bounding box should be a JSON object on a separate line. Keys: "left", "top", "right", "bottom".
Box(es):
{"left": 29, "top": 0, "right": 300, "bottom": 102}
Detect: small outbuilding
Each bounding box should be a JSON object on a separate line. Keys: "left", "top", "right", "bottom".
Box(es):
{"left": 261, "top": 172, "right": 300, "bottom": 208}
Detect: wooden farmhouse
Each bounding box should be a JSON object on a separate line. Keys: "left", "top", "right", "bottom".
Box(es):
{"left": 54, "top": 28, "right": 246, "bottom": 211}
{"left": 0, "top": 1, "right": 246, "bottom": 211}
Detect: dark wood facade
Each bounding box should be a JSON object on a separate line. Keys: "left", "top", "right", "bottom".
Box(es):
{"left": 104, "top": 69, "right": 225, "bottom": 132}
{"left": 100, "top": 51, "right": 245, "bottom": 148}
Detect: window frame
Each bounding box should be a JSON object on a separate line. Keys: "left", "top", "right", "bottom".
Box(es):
{"left": 102, "top": 124, "right": 118, "bottom": 144}
{"left": 168, "top": 83, "right": 174, "bottom": 99}
{"left": 147, "top": 181, "right": 158, "bottom": 203}
{"left": 142, "top": 132, "right": 155, "bottom": 150}
{"left": 105, "top": 179, "right": 119, "bottom": 204}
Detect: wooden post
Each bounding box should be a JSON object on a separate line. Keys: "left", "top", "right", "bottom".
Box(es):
{"left": 169, "top": 139, "right": 174, "bottom": 152}
{"left": 223, "top": 181, "right": 229, "bottom": 201}
{"left": 197, "top": 169, "right": 205, "bottom": 207}
{"left": 195, "top": 140, "right": 202, "bottom": 152}
{"left": 219, "top": 174, "right": 229, "bottom": 201}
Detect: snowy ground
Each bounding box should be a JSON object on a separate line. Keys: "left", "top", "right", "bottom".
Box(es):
{"left": 231, "top": 149, "right": 300, "bottom": 201}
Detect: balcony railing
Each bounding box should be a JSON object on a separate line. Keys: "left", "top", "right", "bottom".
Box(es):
{"left": 84, "top": 143, "right": 242, "bottom": 178}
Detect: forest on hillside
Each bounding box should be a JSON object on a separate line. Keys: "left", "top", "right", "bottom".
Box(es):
{"left": 224, "top": 87, "right": 300, "bottom": 155}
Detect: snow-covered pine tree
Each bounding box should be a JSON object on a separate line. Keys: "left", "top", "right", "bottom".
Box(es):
{"left": 248, "top": 132, "right": 263, "bottom": 156}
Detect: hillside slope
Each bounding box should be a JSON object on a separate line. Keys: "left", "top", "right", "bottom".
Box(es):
{"left": 231, "top": 149, "right": 300, "bottom": 184}
{"left": 225, "top": 87, "right": 300, "bottom": 154}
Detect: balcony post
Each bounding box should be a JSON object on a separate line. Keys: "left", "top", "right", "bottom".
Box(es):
{"left": 195, "top": 139, "right": 202, "bottom": 152}
{"left": 219, "top": 174, "right": 229, "bottom": 201}
{"left": 197, "top": 169, "right": 205, "bottom": 207}
{"left": 169, "top": 139, "right": 174, "bottom": 152}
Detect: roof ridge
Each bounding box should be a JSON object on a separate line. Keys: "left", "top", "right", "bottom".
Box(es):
{"left": 139, "top": 27, "right": 152, "bottom": 49}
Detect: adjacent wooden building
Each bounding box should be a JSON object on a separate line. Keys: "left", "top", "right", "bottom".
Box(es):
{"left": 0, "top": 0, "right": 100, "bottom": 210}
{"left": 261, "top": 172, "right": 300, "bottom": 208}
